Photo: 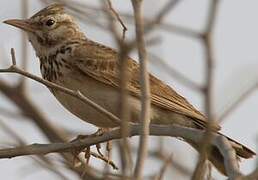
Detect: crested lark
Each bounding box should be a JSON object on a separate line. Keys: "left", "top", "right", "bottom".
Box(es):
{"left": 4, "top": 4, "right": 255, "bottom": 175}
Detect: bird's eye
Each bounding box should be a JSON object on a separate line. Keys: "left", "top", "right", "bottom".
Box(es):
{"left": 45, "top": 19, "right": 55, "bottom": 27}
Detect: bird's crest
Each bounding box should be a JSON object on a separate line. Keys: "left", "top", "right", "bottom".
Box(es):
{"left": 31, "top": 3, "right": 65, "bottom": 19}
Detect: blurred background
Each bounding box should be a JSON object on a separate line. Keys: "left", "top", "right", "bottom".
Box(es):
{"left": 0, "top": 0, "right": 257, "bottom": 179}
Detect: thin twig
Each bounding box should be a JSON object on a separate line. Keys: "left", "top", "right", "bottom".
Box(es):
{"left": 0, "top": 119, "right": 68, "bottom": 180}
{"left": 21, "top": 156, "right": 69, "bottom": 180}
{"left": 131, "top": 0, "right": 151, "bottom": 179}
{"left": 153, "top": 155, "right": 173, "bottom": 180}
{"left": 48, "top": 0, "right": 201, "bottom": 40}
{"left": 218, "top": 83, "right": 258, "bottom": 122}
{"left": 0, "top": 107, "right": 25, "bottom": 119}
{"left": 90, "top": 151, "right": 118, "bottom": 170}
{"left": 19, "top": 0, "right": 29, "bottom": 90}
{"left": 215, "top": 136, "right": 242, "bottom": 179}
{"left": 142, "top": 148, "right": 192, "bottom": 176}
{"left": 0, "top": 49, "right": 121, "bottom": 125}
{"left": 106, "top": 0, "right": 127, "bottom": 40}
{"left": 192, "top": 0, "right": 220, "bottom": 179}
{"left": 0, "top": 119, "right": 25, "bottom": 145}
{"left": 149, "top": 53, "right": 203, "bottom": 92}
{"left": 102, "top": 1, "right": 134, "bottom": 176}
{"left": 144, "top": 0, "right": 181, "bottom": 35}
{"left": 116, "top": 9, "right": 201, "bottom": 39}
{"left": 0, "top": 79, "right": 98, "bottom": 179}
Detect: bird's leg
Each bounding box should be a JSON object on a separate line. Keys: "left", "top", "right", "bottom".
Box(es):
{"left": 70, "top": 128, "right": 113, "bottom": 166}
{"left": 71, "top": 149, "right": 83, "bottom": 167}
{"left": 106, "top": 140, "right": 112, "bottom": 164}
{"left": 70, "top": 135, "right": 91, "bottom": 166}
{"left": 84, "top": 147, "right": 91, "bottom": 164}
{"left": 91, "top": 128, "right": 113, "bottom": 165}
{"left": 92, "top": 128, "right": 110, "bottom": 157}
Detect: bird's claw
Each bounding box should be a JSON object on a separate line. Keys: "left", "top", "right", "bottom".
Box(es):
{"left": 84, "top": 147, "right": 91, "bottom": 164}
{"left": 70, "top": 128, "right": 114, "bottom": 168}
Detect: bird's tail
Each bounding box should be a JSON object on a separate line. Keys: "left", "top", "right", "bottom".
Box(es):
{"left": 187, "top": 133, "right": 255, "bottom": 175}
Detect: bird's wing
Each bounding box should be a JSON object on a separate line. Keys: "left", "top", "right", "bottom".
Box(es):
{"left": 71, "top": 40, "right": 220, "bottom": 131}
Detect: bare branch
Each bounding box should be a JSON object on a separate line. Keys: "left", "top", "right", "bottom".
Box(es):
{"left": 144, "top": 0, "right": 181, "bottom": 34}
{"left": 192, "top": 0, "right": 220, "bottom": 179}
{"left": 215, "top": 136, "right": 242, "bottom": 179}
{"left": 0, "top": 123, "right": 242, "bottom": 179}
{"left": 0, "top": 119, "right": 68, "bottom": 180}
{"left": 102, "top": 1, "right": 134, "bottom": 176}
{"left": 0, "top": 49, "right": 121, "bottom": 125}
{"left": 106, "top": 0, "right": 127, "bottom": 40}
{"left": 1, "top": 49, "right": 121, "bottom": 179}
{"left": 153, "top": 155, "right": 173, "bottom": 180}
{"left": 149, "top": 53, "right": 203, "bottom": 92}
{"left": 218, "top": 83, "right": 258, "bottom": 122}
{"left": 23, "top": 156, "right": 69, "bottom": 180}
{"left": 90, "top": 151, "right": 118, "bottom": 170}
{"left": 18, "top": 0, "right": 29, "bottom": 90}
{"left": 0, "top": 107, "right": 25, "bottom": 119}
{"left": 142, "top": 147, "right": 192, "bottom": 176}
{"left": 131, "top": 0, "right": 151, "bottom": 179}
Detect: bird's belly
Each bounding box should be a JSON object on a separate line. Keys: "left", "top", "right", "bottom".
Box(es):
{"left": 52, "top": 72, "right": 143, "bottom": 127}
{"left": 51, "top": 72, "right": 196, "bottom": 128}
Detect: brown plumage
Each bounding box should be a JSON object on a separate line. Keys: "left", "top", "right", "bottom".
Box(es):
{"left": 4, "top": 3, "right": 255, "bottom": 176}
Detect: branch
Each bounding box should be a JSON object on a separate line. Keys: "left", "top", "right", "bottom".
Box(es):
{"left": 0, "top": 74, "right": 98, "bottom": 179}
{"left": 149, "top": 53, "right": 203, "bottom": 92}
{"left": 192, "top": 0, "right": 220, "bottom": 179}
{"left": 0, "top": 119, "right": 68, "bottom": 179}
{"left": 141, "top": 147, "right": 192, "bottom": 176}
{"left": 218, "top": 83, "right": 258, "bottom": 122}
{"left": 18, "top": 0, "right": 29, "bottom": 90}
{"left": 106, "top": 0, "right": 127, "bottom": 40}
{"left": 131, "top": 0, "right": 151, "bottom": 179}
{"left": 102, "top": 1, "right": 134, "bottom": 176}
{"left": 90, "top": 151, "right": 118, "bottom": 170}
{"left": 0, "top": 48, "right": 121, "bottom": 125}
{"left": 0, "top": 106, "right": 24, "bottom": 119}
{"left": 0, "top": 124, "right": 241, "bottom": 171}
{"left": 1, "top": 48, "right": 122, "bottom": 179}
{"left": 215, "top": 136, "right": 242, "bottom": 179}
{"left": 153, "top": 155, "right": 173, "bottom": 180}
{"left": 144, "top": 0, "right": 180, "bottom": 35}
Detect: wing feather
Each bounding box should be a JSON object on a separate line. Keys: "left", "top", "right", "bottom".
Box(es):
{"left": 71, "top": 39, "right": 220, "bottom": 131}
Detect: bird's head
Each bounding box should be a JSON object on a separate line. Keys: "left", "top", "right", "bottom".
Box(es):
{"left": 4, "top": 3, "right": 84, "bottom": 54}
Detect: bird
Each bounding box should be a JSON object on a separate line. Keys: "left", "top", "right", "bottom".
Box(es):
{"left": 4, "top": 3, "right": 255, "bottom": 175}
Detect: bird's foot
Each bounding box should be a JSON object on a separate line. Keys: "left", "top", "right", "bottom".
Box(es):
{"left": 70, "top": 128, "right": 117, "bottom": 169}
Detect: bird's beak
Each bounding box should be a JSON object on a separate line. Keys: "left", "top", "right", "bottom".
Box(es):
{"left": 3, "top": 19, "right": 36, "bottom": 32}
